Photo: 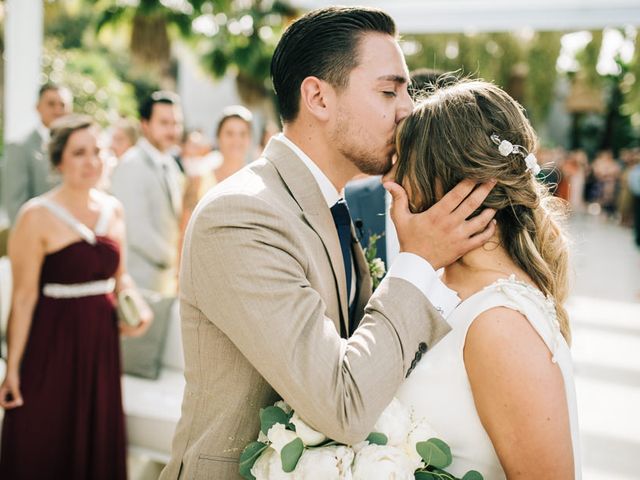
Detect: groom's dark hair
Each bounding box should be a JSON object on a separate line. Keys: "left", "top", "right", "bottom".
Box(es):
{"left": 271, "top": 6, "right": 396, "bottom": 122}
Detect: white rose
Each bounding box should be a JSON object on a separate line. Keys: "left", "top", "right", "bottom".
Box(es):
{"left": 403, "top": 418, "right": 440, "bottom": 469}
{"left": 274, "top": 400, "right": 293, "bottom": 415}
{"left": 258, "top": 430, "right": 270, "bottom": 444}
{"left": 352, "top": 444, "right": 415, "bottom": 480}
{"left": 290, "top": 412, "right": 327, "bottom": 446}
{"left": 369, "top": 258, "right": 386, "bottom": 279}
{"left": 352, "top": 441, "right": 369, "bottom": 454}
{"left": 267, "top": 423, "right": 300, "bottom": 455}
{"left": 292, "top": 446, "right": 354, "bottom": 480}
{"left": 251, "top": 447, "right": 295, "bottom": 480}
{"left": 373, "top": 398, "right": 411, "bottom": 446}
{"left": 498, "top": 140, "right": 514, "bottom": 156}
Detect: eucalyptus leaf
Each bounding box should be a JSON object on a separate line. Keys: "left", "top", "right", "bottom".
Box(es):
{"left": 366, "top": 432, "right": 388, "bottom": 446}
{"left": 260, "top": 406, "right": 290, "bottom": 435}
{"left": 280, "top": 437, "right": 304, "bottom": 473}
{"left": 462, "top": 470, "right": 484, "bottom": 480}
{"left": 416, "top": 438, "right": 452, "bottom": 469}
{"left": 414, "top": 471, "right": 440, "bottom": 480}
{"left": 238, "top": 441, "right": 268, "bottom": 480}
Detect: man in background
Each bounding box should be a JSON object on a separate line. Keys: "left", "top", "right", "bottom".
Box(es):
{"left": 111, "top": 91, "right": 184, "bottom": 294}
{"left": 3, "top": 83, "right": 72, "bottom": 224}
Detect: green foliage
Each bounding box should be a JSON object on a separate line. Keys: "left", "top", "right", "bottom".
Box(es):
{"left": 259, "top": 406, "right": 291, "bottom": 435}
{"left": 416, "top": 438, "right": 452, "bottom": 469}
{"left": 365, "top": 432, "right": 388, "bottom": 446}
{"left": 280, "top": 437, "right": 304, "bottom": 473}
{"left": 238, "top": 441, "right": 268, "bottom": 480}
{"left": 42, "top": 40, "right": 138, "bottom": 125}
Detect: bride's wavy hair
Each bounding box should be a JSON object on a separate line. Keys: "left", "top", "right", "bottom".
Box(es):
{"left": 394, "top": 79, "right": 571, "bottom": 343}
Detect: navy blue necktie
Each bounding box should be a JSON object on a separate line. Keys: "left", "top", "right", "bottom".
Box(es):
{"left": 330, "top": 199, "right": 353, "bottom": 310}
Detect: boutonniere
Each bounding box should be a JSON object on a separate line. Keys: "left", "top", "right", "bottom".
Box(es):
{"left": 363, "top": 233, "right": 386, "bottom": 290}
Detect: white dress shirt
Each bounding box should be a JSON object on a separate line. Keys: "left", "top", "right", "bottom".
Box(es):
{"left": 274, "top": 134, "right": 460, "bottom": 319}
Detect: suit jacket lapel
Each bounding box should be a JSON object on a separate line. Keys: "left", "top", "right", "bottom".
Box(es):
{"left": 139, "top": 147, "right": 180, "bottom": 217}
{"left": 352, "top": 225, "right": 373, "bottom": 330}
{"left": 264, "top": 139, "right": 349, "bottom": 336}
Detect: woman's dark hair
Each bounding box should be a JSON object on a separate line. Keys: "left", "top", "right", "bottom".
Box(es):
{"left": 49, "top": 114, "right": 95, "bottom": 167}
{"left": 215, "top": 105, "right": 253, "bottom": 138}
{"left": 139, "top": 90, "right": 180, "bottom": 122}
{"left": 270, "top": 6, "right": 396, "bottom": 122}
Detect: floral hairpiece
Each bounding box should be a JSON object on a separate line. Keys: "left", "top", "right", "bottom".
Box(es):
{"left": 490, "top": 134, "right": 541, "bottom": 175}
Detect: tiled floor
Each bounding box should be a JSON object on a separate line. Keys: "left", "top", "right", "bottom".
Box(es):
{"left": 568, "top": 214, "right": 640, "bottom": 479}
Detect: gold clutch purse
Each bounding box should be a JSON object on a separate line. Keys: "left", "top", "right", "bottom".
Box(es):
{"left": 116, "top": 289, "right": 142, "bottom": 327}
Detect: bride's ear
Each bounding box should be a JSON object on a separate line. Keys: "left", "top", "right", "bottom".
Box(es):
{"left": 299, "top": 76, "right": 333, "bottom": 123}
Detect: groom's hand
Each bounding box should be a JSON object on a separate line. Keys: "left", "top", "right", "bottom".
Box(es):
{"left": 384, "top": 179, "right": 497, "bottom": 270}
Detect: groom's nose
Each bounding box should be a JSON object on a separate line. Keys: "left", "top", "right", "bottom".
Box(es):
{"left": 396, "top": 88, "right": 414, "bottom": 123}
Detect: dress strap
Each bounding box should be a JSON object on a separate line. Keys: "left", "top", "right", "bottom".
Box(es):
{"left": 453, "top": 275, "right": 565, "bottom": 362}
{"left": 94, "top": 197, "right": 115, "bottom": 236}
{"left": 38, "top": 198, "right": 97, "bottom": 245}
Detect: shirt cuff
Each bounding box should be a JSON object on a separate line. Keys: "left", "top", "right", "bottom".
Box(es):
{"left": 386, "top": 252, "right": 461, "bottom": 318}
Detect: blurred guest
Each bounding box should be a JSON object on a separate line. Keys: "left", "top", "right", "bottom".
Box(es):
{"left": 0, "top": 114, "right": 151, "bottom": 479}
{"left": 617, "top": 148, "right": 638, "bottom": 226}
{"left": 628, "top": 154, "right": 640, "bottom": 247}
{"left": 110, "top": 117, "right": 139, "bottom": 160}
{"left": 98, "top": 118, "right": 140, "bottom": 192}
{"left": 110, "top": 91, "right": 184, "bottom": 294}
{"left": 213, "top": 105, "right": 253, "bottom": 183}
{"left": 178, "top": 130, "right": 214, "bottom": 256}
{"left": 592, "top": 150, "right": 622, "bottom": 218}
{"left": 3, "top": 83, "right": 73, "bottom": 224}
{"left": 565, "top": 150, "right": 588, "bottom": 213}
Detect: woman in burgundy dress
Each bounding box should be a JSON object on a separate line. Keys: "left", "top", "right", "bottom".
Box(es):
{"left": 0, "top": 114, "right": 152, "bottom": 479}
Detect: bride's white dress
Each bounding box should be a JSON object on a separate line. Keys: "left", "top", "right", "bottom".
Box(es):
{"left": 395, "top": 275, "right": 581, "bottom": 479}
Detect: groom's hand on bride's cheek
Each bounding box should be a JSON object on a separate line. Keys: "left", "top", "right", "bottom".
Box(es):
{"left": 384, "top": 179, "right": 497, "bottom": 270}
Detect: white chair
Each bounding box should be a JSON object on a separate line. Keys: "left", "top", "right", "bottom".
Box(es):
{"left": 122, "top": 299, "right": 185, "bottom": 464}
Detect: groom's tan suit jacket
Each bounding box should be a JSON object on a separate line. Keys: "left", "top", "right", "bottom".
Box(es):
{"left": 160, "top": 138, "right": 451, "bottom": 479}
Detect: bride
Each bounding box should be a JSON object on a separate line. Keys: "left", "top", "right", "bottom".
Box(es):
{"left": 383, "top": 80, "right": 581, "bottom": 479}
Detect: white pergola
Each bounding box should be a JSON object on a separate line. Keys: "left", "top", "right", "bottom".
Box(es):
{"left": 4, "top": 0, "right": 640, "bottom": 143}
{"left": 295, "top": 0, "right": 640, "bottom": 34}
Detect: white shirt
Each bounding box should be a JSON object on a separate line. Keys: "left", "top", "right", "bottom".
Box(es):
{"left": 36, "top": 120, "right": 50, "bottom": 143}
{"left": 274, "top": 134, "right": 460, "bottom": 318}
{"left": 138, "top": 137, "right": 175, "bottom": 169}
{"left": 137, "top": 137, "right": 183, "bottom": 213}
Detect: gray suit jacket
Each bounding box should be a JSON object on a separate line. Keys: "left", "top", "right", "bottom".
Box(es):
{"left": 110, "top": 142, "right": 183, "bottom": 294}
{"left": 3, "top": 129, "right": 60, "bottom": 224}
{"left": 345, "top": 176, "right": 387, "bottom": 265}
{"left": 160, "top": 138, "right": 450, "bottom": 479}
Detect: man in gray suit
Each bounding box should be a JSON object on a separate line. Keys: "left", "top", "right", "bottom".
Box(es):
{"left": 162, "top": 7, "right": 496, "bottom": 479}
{"left": 110, "top": 91, "right": 184, "bottom": 294}
{"left": 3, "top": 84, "right": 72, "bottom": 224}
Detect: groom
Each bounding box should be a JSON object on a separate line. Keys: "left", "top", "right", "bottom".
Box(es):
{"left": 161, "top": 7, "right": 496, "bottom": 479}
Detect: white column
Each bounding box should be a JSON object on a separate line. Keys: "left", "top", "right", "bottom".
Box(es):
{"left": 3, "top": 0, "right": 43, "bottom": 143}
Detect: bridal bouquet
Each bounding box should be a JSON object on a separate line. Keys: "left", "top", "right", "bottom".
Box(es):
{"left": 240, "top": 399, "right": 483, "bottom": 480}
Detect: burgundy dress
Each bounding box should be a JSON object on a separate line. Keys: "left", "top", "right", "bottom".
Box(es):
{"left": 0, "top": 201, "right": 126, "bottom": 480}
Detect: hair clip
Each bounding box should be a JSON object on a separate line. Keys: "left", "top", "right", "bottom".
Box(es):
{"left": 490, "top": 134, "right": 541, "bottom": 175}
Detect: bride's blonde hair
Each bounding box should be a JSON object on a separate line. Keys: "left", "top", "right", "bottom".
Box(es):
{"left": 395, "top": 79, "right": 571, "bottom": 343}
